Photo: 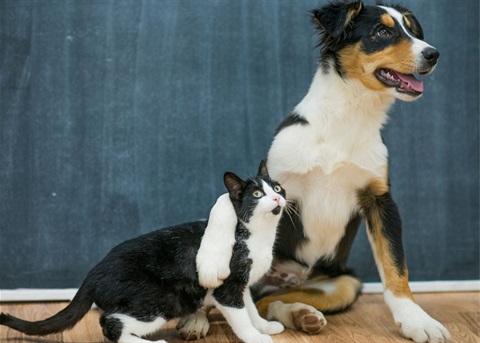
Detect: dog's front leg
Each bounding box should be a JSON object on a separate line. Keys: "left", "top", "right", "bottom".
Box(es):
{"left": 358, "top": 179, "right": 451, "bottom": 343}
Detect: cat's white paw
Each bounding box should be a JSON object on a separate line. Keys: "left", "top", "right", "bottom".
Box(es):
{"left": 244, "top": 333, "right": 273, "bottom": 343}
{"left": 386, "top": 292, "right": 451, "bottom": 343}
{"left": 197, "top": 257, "right": 231, "bottom": 288}
{"left": 176, "top": 310, "right": 210, "bottom": 341}
{"left": 196, "top": 193, "right": 236, "bottom": 288}
{"left": 260, "top": 321, "right": 284, "bottom": 335}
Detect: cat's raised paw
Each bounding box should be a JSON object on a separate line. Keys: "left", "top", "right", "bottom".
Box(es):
{"left": 292, "top": 308, "right": 327, "bottom": 335}
{"left": 176, "top": 311, "right": 210, "bottom": 341}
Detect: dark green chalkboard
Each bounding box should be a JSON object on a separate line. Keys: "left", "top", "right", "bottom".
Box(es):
{"left": 1, "top": 0, "right": 478, "bottom": 289}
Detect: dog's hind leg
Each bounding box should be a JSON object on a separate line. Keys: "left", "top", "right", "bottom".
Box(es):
{"left": 255, "top": 274, "right": 361, "bottom": 334}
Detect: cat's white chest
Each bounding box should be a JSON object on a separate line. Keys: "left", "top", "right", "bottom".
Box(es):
{"left": 244, "top": 216, "right": 279, "bottom": 286}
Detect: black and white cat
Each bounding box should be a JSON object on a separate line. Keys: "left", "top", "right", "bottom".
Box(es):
{"left": 0, "top": 161, "right": 286, "bottom": 343}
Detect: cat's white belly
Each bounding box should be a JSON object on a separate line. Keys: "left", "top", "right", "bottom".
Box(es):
{"left": 273, "top": 163, "right": 377, "bottom": 267}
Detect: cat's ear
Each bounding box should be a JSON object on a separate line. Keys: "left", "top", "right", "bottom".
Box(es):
{"left": 257, "top": 160, "right": 269, "bottom": 177}
{"left": 224, "top": 172, "right": 247, "bottom": 200}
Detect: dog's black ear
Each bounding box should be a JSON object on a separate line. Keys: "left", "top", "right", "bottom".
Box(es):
{"left": 312, "top": 1, "right": 363, "bottom": 38}
{"left": 393, "top": 5, "right": 424, "bottom": 40}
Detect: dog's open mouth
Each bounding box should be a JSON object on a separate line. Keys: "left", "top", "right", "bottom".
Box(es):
{"left": 375, "top": 68, "right": 424, "bottom": 96}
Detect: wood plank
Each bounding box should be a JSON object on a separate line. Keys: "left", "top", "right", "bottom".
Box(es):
{"left": 0, "top": 292, "right": 478, "bottom": 343}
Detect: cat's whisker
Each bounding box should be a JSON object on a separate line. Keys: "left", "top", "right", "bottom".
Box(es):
{"left": 283, "top": 207, "right": 299, "bottom": 232}
{"left": 281, "top": 200, "right": 301, "bottom": 232}
{"left": 285, "top": 201, "right": 300, "bottom": 217}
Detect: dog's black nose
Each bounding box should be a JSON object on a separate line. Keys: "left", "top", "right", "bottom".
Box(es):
{"left": 422, "top": 47, "right": 440, "bottom": 66}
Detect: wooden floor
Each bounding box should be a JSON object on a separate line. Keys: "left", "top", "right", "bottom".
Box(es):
{"left": 0, "top": 292, "right": 478, "bottom": 343}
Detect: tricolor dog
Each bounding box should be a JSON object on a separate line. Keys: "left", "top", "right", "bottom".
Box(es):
{"left": 181, "top": 1, "right": 450, "bottom": 342}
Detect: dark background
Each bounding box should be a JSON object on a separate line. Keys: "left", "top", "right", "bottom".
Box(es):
{"left": 1, "top": 0, "right": 478, "bottom": 289}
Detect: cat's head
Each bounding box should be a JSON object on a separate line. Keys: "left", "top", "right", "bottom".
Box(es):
{"left": 224, "top": 161, "right": 286, "bottom": 221}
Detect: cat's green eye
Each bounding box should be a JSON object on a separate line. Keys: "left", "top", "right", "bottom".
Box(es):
{"left": 253, "top": 190, "right": 263, "bottom": 198}
{"left": 274, "top": 185, "right": 282, "bottom": 193}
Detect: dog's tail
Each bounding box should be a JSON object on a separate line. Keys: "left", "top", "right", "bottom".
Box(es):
{"left": 0, "top": 281, "right": 95, "bottom": 336}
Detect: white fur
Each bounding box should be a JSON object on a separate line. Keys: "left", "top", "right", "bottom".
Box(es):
{"left": 196, "top": 193, "right": 236, "bottom": 288}
{"left": 213, "top": 302, "right": 273, "bottom": 343}
{"left": 268, "top": 69, "right": 391, "bottom": 264}
{"left": 110, "top": 314, "right": 166, "bottom": 343}
{"left": 384, "top": 291, "right": 452, "bottom": 343}
{"left": 208, "top": 286, "right": 284, "bottom": 343}
{"left": 243, "top": 181, "right": 286, "bottom": 285}
{"left": 243, "top": 288, "right": 285, "bottom": 335}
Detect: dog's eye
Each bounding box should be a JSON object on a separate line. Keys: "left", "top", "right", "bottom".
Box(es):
{"left": 377, "top": 28, "right": 391, "bottom": 38}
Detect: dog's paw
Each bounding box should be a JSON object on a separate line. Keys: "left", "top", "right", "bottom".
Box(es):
{"left": 292, "top": 308, "right": 327, "bottom": 335}
{"left": 386, "top": 293, "right": 451, "bottom": 343}
{"left": 396, "top": 314, "right": 451, "bottom": 343}
{"left": 176, "top": 310, "right": 210, "bottom": 341}
{"left": 267, "top": 301, "right": 327, "bottom": 335}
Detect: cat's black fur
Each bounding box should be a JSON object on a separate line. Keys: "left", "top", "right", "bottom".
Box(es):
{"left": 0, "top": 161, "right": 286, "bottom": 343}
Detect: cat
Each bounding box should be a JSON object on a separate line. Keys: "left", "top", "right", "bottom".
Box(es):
{"left": 0, "top": 160, "right": 286, "bottom": 343}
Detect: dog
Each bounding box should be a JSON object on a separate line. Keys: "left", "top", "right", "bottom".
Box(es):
{"left": 181, "top": 1, "right": 451, "bottom": 342}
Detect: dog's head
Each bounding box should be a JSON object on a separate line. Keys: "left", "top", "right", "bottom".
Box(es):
{"left": 313, "top": 1, "right": 439, "bottom": 101}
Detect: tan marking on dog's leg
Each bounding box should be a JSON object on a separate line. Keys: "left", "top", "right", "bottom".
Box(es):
{"left": 368, "top": 229, "right": 413, "bottom": 299}
{"left": 256, "top": 274, "right": 361, "bottom": 318}
{"left": 358, "top": 178, "right": 413, "bottom": 300}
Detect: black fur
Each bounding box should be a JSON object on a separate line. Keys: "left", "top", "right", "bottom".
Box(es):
{"left": 311, "top": 213, "right": 362, "bottom": 279}
{"left": 213, "top": 225, "right": 251, "bottom": 308}
{"left": 275, "top": 113, "right": 309, "bottom": 135}
{"left": 391, "top": 4, "right": 424, "bottom": 39}
{"left": 362, "top": 191, "right": 406, "bottom": 276}
{"left": 273, "top": 201, "right": 308, "bottom": 264}
{"left": 100, "top": 315, "right": 123, "bottom": 342}
{"left": 0, "top": 161, "right": 285, "bottom": 342}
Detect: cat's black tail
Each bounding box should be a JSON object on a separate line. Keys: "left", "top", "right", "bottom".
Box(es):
{"left": 0, "top": 281, "right": 95, "bottom": 336}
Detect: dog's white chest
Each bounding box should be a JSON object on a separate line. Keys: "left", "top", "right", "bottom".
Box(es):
{"left": 266, "top": 70, "right": 391, "bottom": 267}
{"left": 283, "top": 163, "right": 375, "bottom": 265}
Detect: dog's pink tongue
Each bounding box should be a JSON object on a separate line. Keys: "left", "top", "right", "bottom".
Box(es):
{"left": 396, "top": 72, "right": 424, "bottom": 93}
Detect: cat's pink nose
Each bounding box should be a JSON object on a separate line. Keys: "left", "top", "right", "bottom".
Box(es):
{"left": 273, "top": 196, "right": 280, "bottom": 204}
